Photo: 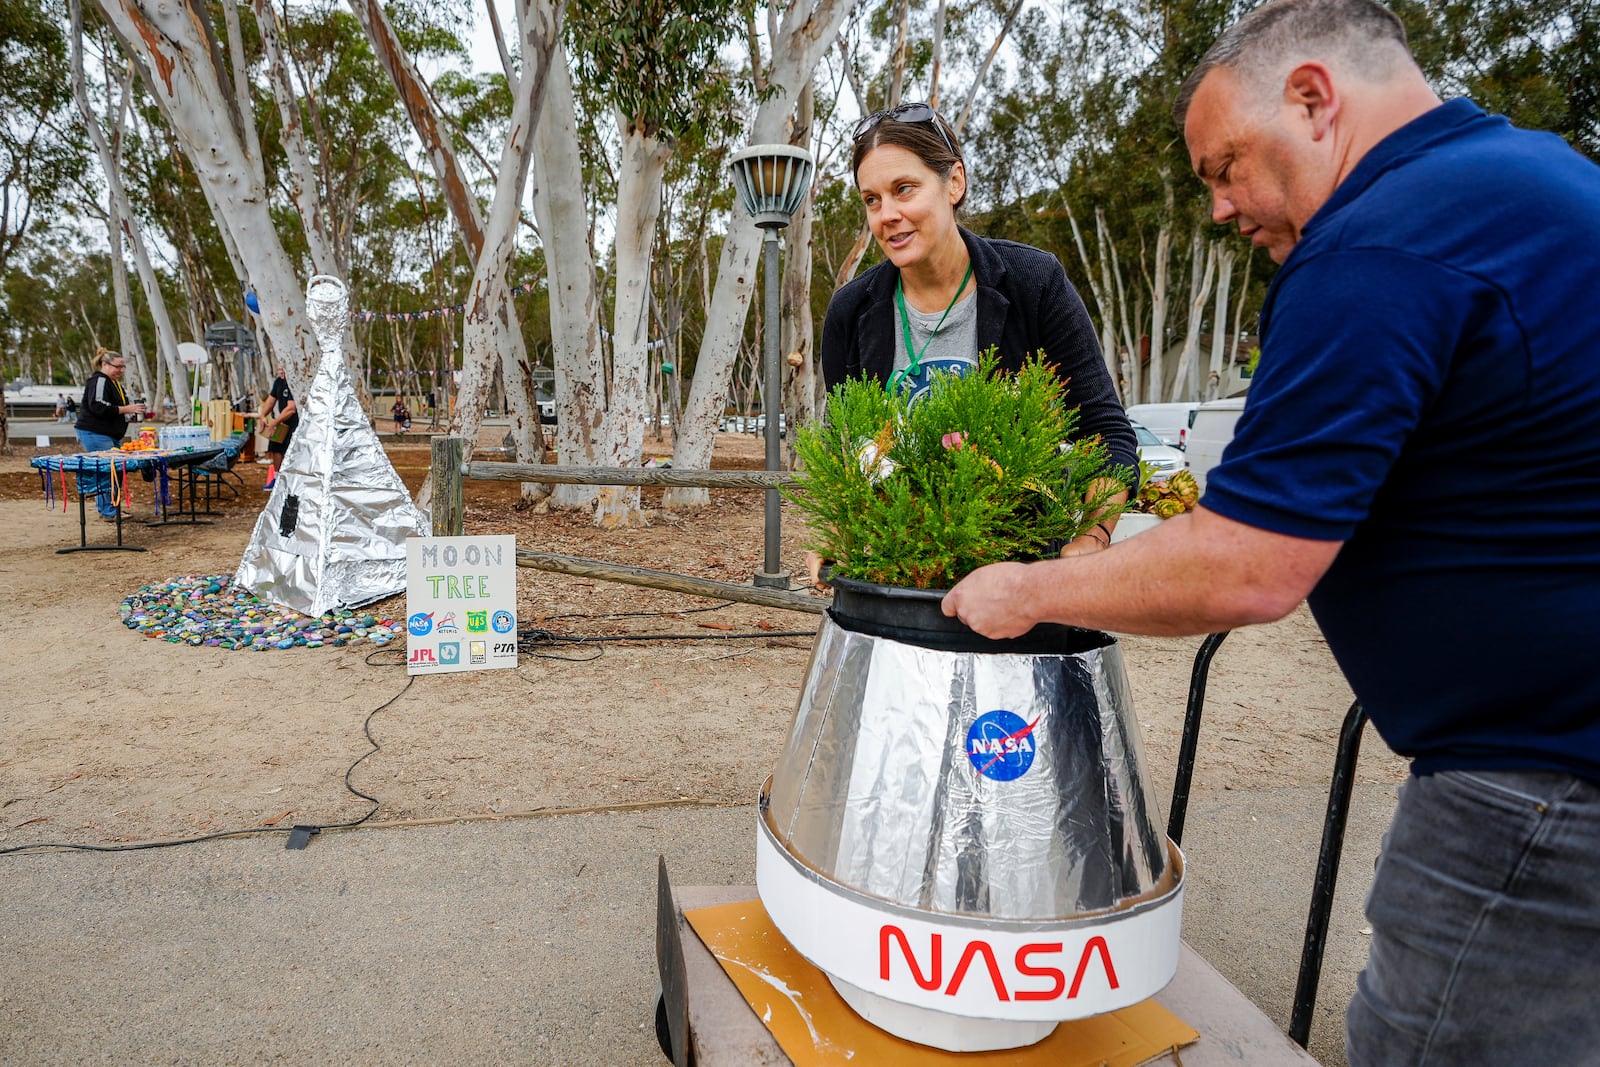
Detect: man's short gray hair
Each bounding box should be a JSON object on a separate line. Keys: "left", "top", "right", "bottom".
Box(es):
{"left": 1174, "top": 0, "right": 1412, "bottom": 125}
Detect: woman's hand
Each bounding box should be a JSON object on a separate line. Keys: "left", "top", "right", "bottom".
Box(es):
{"left": 804, "top": 550, "right": 828, "bottom": 590}
{"left": 1058, "top": 533, "right": 1108, "bottom": 558}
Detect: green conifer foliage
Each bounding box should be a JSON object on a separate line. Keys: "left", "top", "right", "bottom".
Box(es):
{"left": 786, "top": 350, "right": 1134, "bottom": 589}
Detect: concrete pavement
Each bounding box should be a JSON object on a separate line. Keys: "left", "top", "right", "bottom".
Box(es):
{"left": 0, "top": 783, "right": 1397, "bottom": 1066}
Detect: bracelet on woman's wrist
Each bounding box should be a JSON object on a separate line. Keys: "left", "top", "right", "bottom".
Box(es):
{"left": 1084, "top": 527, "right": 1110, "bottom": 547}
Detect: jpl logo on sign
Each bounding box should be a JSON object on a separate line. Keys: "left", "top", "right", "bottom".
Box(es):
{"left": 408, "top": 647, "right": 436, "bottom": 666}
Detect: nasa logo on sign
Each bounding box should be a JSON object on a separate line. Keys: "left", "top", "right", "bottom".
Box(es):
{"left": 965, "top": 710, "right": 1040, "bottom": 782}
{"left": 491, "top": 610, "right": 515, "bottom": 634}
{"left": 407, "top": 612, "right": 433, "bottom": 636}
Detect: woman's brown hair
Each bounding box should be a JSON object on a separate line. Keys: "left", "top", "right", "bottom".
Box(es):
{"left": 851, "top": 109, "right": 967, "bottom": 211}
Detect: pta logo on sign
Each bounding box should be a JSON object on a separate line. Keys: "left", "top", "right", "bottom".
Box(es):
{"left": 408, "top": 648, "right": 436, "bottom": 665}
{"left": 880, "top": 926, "right": 1119, "bottom": 1002}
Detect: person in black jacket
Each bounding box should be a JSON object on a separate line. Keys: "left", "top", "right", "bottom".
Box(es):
{"left": 74, "top": 348, "right": 145, "bottom": 521}
{"left": 818, "top": 103, "right": 1136, "bottom": 564}
{"left": 258, "top": 364, "right": 299, "bottom": 461}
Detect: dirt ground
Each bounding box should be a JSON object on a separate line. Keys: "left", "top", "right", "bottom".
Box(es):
{"left": 0, "top": 427, "right": 1405, "bottom": 851}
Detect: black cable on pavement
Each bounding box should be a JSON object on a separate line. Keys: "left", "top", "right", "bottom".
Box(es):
{"left": 0, "top": 670, "right": 412, "bottom": 857}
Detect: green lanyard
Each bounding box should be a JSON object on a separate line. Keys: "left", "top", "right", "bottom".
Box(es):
{"left": 887, "top": 262, "right": 974, "bottom": 395}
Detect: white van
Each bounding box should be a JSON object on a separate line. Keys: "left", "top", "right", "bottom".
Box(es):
{"left": 1124, "top": 402, "right": 1201, "bottom": 449}
{"left": 1184, "top": 397, "right": 1248, "bottom": 492}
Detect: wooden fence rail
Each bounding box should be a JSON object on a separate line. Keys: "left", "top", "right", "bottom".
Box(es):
{"left": 463, "top": 461, "right": 797, "bottom": 489}
{"left": 429, "top": 436, "right": 821, "bottom": 615}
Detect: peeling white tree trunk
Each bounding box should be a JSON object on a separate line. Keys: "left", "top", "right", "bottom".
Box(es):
{"left": 1171, "top": 227, "right": 1217, "bottom": 402}
{"left": 782, "top": 83, "right": 817, "bottom": 469}
{"left": 664, "top": 0, "right": 854, "bottom": 508}
{"left": 252, "top": 0, "right": 369, "bottom": 391}
{"left": 593, "top": 125, "right": 672, "bottom": 528}
{"left": 1230, "top": 246, "right": 1255, "bottom": 370}
{"left": 1101, "top": 208, "right": 1138, "bottom": 405}
{"left": 1148, "top": 231, "right": 1170, "bottom": 404}
{"left": 531, "top": 49, "right": 605, "bottom": 510}
{"left": 1207, "top": 245, "right": 1235, "bottom": 401}
{"left": 93, "top": 0, "right": 318, "bottom": 389}
{"left": 433, "top": 0, "right": 562, "bottom": 516}
{"left": 103, "top": 212, "right": 149, "bottom": 393}
{"left": 71, "top": 3, "right": 188, "bottom": 410}
{"left": 1063, "top": 194, "right": 1120, "bottom": 402}
{"left": 351, "top": 0, "right": 547, "bottom": 511}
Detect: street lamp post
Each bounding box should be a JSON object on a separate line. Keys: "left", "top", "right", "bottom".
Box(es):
{"left": 728, "top": 144, "right": 814, "bottom": 589}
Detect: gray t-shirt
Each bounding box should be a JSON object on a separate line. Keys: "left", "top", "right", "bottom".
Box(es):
{"left": 891, "top": 287, "right": 978, "bottom": 402}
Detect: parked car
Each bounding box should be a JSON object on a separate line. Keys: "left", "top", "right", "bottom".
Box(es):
{"left": 1132, "top": 422, "right": 1185, "bottom": 481}
{"left": 1184, "top": 396, "right": 1248, "bottom": 492}
{"left": 753, "top": 412, "right": 787, "bottom": 438}
{"left": 1125, "top": 402, "right": 1201, "bottom": 449}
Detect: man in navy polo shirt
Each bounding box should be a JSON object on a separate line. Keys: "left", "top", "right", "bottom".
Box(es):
{"left": 942, "top": 0, "right": 1600, "bottom": 1062}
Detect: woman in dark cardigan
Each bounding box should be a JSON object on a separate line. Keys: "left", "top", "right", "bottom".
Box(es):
{"left": 817, "top": 103, "right": 1136, "bottom": 565}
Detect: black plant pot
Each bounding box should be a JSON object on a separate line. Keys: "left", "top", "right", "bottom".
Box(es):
{"left": 826, "top": 573, "right": 1111, "bottom": 657}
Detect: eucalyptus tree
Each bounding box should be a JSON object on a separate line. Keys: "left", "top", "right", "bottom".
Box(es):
{"left": 350, "top": 0, "right": 556, "bottom": 510}
{"left": 552, "top": 0, "right": 744, "bottom": 526}
{"left": 1397, "top": 0, "right": 1600, "bottom": 161}
{"left": 0, "top": 0, "right": 88, "bottom": 283}
{"left": 1, "top": 248, "right": 124, "bottom": 384}
{"left": 662, "top": 0, "right": 858, "bottom": 508}
{"left": 68, "top": 0, "right": 187, "bottom": 411}
{"left": 91, "top": 0, "right": 320, "bottom": 388}
{"left": 451, "top": 0, "right": 564, "bottom": 512}
{"left": 978, "top": 0, "right": 1253, "bottom": 405}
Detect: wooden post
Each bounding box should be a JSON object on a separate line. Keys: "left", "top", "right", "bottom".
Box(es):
{"left": 430, "top": 434, "right": 466, "bottom": 536}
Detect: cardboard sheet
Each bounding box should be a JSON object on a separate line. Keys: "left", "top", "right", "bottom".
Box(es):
{"left": 685, "top": 898, "right": 1198, "bottom": 1067}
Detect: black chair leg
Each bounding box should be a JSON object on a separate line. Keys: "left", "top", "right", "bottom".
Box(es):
{"left": 1167, "top": 631, "right": 1231, "bottom": 847}
{"left": 1288, "top": 700, "right": 1368, "bottom": 1048}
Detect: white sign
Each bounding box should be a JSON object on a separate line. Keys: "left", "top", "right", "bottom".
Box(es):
{"left": 405, "top": 535, "right": 517, "bottom": 674}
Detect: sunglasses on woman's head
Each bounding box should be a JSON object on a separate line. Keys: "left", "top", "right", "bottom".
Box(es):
{"left": 853, "top": 102, "right": 956, "bottom": 156}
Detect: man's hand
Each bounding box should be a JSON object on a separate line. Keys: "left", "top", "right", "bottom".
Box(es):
{"left": 941, "top": 561, "right": 1041, "bottom": 639}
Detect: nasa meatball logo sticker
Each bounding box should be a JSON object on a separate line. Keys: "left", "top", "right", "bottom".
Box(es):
{"left": 966, "top": 710, "right": 1040, "bottom": 781}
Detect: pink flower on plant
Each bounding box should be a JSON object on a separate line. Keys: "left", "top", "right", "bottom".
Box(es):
{"left": 941, "top": 431, "right": 967, "bottom": 451}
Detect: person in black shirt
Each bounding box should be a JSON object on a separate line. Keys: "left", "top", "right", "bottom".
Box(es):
{"left": 258, "top": 365, "right": 299, "bottom": 460}
{"left": 74, "top": 349, "right": 145, "bottom": 520}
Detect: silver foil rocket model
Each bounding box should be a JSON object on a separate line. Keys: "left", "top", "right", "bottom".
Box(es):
{"left": 234, "top": 275, "right": 429, "bottom": 616}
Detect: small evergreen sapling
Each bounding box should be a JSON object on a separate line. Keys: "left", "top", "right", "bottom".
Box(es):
{"left": 786, "top": 350, "right": 1134, "bottom": 589}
